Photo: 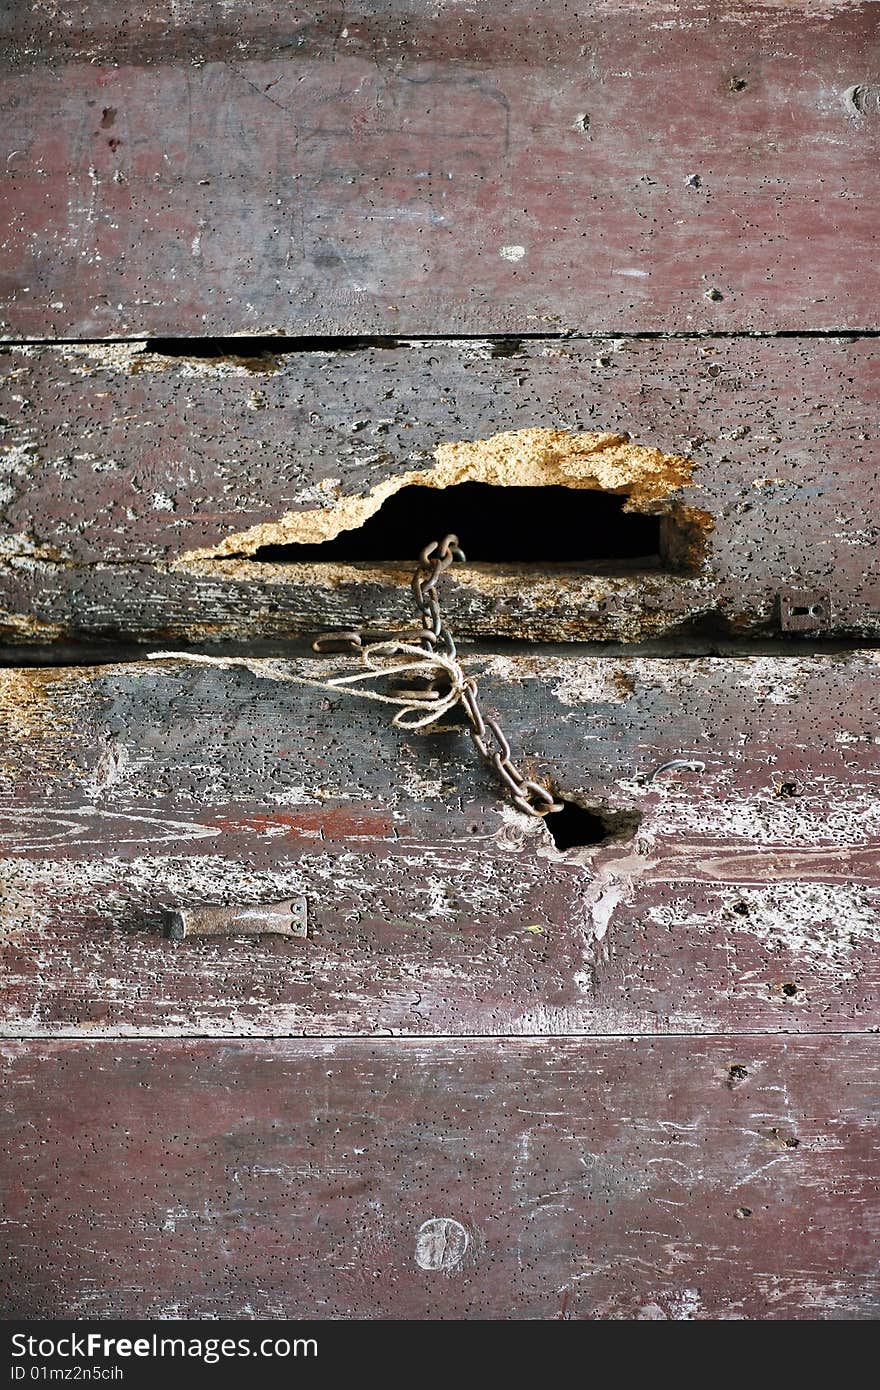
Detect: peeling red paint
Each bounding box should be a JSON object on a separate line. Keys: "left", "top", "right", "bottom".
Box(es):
{"left": 210, "top": 808, "right": 395, "bottom": 840}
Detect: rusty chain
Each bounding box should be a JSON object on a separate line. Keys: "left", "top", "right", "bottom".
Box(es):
{"left": 314, "top": 534, "right": 563, "bottom": 819}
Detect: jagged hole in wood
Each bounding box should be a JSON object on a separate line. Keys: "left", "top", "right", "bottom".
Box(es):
{"left": 250, "top": 483, "right": 696, "bottom": 573}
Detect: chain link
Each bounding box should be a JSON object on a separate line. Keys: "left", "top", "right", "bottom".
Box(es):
{"left": 315, "top": 534, "right": 563, "bottom": 819}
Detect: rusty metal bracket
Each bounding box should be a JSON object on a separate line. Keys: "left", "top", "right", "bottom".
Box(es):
{"left": 777, "top": 589, "right": 833, "bottom": 633}
{"left": 164, "top": 898, "right": 308, "bottom": 940}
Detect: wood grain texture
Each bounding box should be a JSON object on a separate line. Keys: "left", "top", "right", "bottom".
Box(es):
{"left": 1, "top": 1036, "right": 877, "bottom": 1319}
{"left": 2, "top": 2, "right": 878, "bottom": 337}
{"left": 4, "top": 0, "right": 878, "bottom": 1328}
{"left": 2, "top": 335, "right": 879, "bottom": 641}
{"left": 2, "top": 650, "right": 877, "bottom": 1036}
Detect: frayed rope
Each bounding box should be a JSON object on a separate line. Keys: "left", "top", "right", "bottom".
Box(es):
{"left": 147, "top": 641, "right": 472, "bottom": 731}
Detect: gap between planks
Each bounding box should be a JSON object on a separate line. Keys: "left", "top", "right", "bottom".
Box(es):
{"left": 3, "top": 638, "right": 880, "bottom": 669}
{"left": 8, "top": 330, "right": 880, "bottom": 349}
{"left": 2, "top": 1030, "right": 876, "bottom": 1042}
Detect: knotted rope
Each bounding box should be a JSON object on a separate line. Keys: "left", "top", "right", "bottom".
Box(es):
{"left": 313, "top": 640, "right": 470, "bottom": 728}
{"left": 148, "top": 641, "right": 471, "bottom": 731}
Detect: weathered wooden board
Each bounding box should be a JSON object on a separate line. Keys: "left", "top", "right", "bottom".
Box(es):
{"left": 2, "top": 335, "right": 879, "bottom": 642}
{"left": 2, "top": 2, "right": 879, "bottom": 337}
{"left": 2, "top": 651, "right": 877, "bottom": 1036}
{"left": 1, "top": 1037, "right": 877, "bottom": 1319}
{"left": 4, "top": 0, "right": 877, "bottom": 1331}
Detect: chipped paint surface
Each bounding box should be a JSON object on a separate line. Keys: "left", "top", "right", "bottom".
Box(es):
{"left": 3, "top": 2, "right": 878, "bottom": 338}
{"left": 57, "top": 342, "right": 284, "bottom": 379}
{"left": 2, "top": 1037, "right": 878, "bottom": 1318}
{"left": 647, "top": 883, "right": 880, "bottom": 976}
{"left": 0, "top": 668, "right": 70, "bottom": 771}
{"left": 2, "top": 335, "right": 878, "bottom": 642}
{"left": 3, "top": 0, "right": 880, "bottom": 1326}
{"left": 0, "top": 650, "right": 877, "bottom": 1037}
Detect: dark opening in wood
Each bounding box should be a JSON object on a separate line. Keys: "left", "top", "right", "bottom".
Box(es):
{"left": 544, "top": 800, "right": 643, "bottom": 851}
{"left": 253, "top": 484, "right": 668, "bottom": 566}
{"left": 144, "top": 335, "right": 400, "bottom": 358}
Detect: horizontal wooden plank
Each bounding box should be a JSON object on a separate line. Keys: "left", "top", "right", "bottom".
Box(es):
{"left": 2, "top": 3, "right": 878, "bottom": 336}
{"left": 1, "top": 1036, "right": 877, "bottom": 1318}
{"left": 2, "top": 335, "right": 879, "bottom": 641}
{"left": 2, "top": 651, "right": 877, "bottom": 1036}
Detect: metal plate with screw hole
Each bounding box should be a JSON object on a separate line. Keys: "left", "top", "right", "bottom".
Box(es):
{"left": 777, "top": 589, "right": 833, "bottom": 632}
{"left": 164, "top": 898, "right": 308, "bottom": 941}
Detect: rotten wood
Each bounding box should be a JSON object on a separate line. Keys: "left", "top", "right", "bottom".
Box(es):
{"left": 2, "top": 335, "right": 879, "bottom": 642}
{"left": 1, "top": 1036, "right": 877, "bottom": 1319}
{"left": 1, "top": 650, "right": 877, "bottom": 1036}
{"left": 2, "top": 3, "right": 879, "bottom": 338}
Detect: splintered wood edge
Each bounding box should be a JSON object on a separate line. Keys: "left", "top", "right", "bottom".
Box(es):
{"left": 174, "top": 426, "right": 703, "bottom": 562}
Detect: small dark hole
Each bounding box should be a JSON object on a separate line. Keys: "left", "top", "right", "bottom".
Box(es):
{"left": 545, "top": 800, "right": 642, "bottom": 852}
{"left": 545, "top": 802, "right": 608, "bottom": 850}
{"left": 775, "top": 781, "right": 799, "bottom": 799}
{"left": 768, "top": 1126, "right": 800, "bottom": 1148}
{"left": 731, "top": 901, "right": 749, "bottom": 917}
{"left": 728, "top": 1064, "right": 749, "bottom": 1086}
{"left": 735, "top": 1206, "right": 753, "bottom": 1219}
{"left": 781, "top": 982, "right": 798, "bottom": 998}
{"left": 488, "top": 337, "right": 525, "bottom": 358}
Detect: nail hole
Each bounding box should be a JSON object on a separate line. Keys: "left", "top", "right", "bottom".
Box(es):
{"left": 769, "top": 1129, "right": 801, "bottom": 1149}
{"left": 775, "top": 781, "right": 799, "bottom": 799}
